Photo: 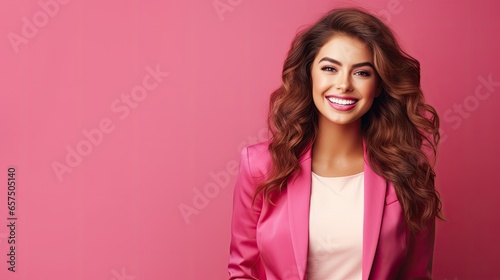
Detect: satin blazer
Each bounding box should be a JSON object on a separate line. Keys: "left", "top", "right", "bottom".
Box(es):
{"left": 227, "top": 140, "right": 435, "bottom": 280}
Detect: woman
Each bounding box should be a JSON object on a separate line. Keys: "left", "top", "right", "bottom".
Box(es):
{"left": 227, "top": 6, "right": 443, "bottom": 280}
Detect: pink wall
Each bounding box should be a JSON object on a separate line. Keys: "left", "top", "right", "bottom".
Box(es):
{"left": 0, "top": 0, "right": 498, "bottom": 279}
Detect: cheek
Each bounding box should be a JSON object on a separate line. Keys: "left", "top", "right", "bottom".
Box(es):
{"left": 357, "top": 80, "right": 378, "bottom": 97}
{"left": 312, "top": 73, "right": 329, "bottom": 93}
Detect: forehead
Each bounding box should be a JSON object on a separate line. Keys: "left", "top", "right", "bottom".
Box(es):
{"left": 315, "top": 34, "right": 373, "bottom": 63}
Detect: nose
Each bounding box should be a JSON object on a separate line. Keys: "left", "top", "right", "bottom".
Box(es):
{"left": 335, "top": 71, "right": 353, "bottom": 93}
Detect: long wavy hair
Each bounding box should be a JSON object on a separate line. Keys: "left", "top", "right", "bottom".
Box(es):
{"left": 252, "top": 7, "right": 443, "bottom": 233}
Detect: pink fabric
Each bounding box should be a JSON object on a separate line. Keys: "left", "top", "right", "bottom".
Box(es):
{"left": 228, "top": 140, "right": 435, "bottom": 280}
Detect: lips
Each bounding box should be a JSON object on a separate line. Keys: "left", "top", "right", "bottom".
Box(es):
{"left": 325, "top": 95, "right": 359, "bottom": 111}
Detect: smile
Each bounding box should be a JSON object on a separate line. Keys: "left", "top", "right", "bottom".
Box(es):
{"left": 326, "top": 97, "right": 358, "bottom": 105}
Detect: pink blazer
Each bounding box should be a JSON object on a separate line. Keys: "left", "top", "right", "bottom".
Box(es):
{"left": 227, "top": 140, "right": 435, "bottom": 280}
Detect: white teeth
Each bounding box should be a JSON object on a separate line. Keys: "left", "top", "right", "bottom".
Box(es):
{"left": 327, "top": 97, "right": 357, "bottom": 105}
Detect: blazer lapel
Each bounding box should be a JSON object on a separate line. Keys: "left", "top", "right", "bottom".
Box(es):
{"left": 286, "top": 141, "right": 387, "bottom": 280}
{"left": 287, "top": 145, "right": 312, "bottom": 280}
{"left": 361, "top": 141, "right": 387, "bottom": 280}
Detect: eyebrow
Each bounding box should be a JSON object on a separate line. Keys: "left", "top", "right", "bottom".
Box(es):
{"left": 318, "top": 57, "right": 374, "bottom": 69}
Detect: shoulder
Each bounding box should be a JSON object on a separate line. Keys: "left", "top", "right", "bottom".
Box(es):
{"left": 241, "top": 140, "right": 273, "bottom": 179}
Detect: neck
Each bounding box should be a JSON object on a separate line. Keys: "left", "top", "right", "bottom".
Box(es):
{"left": 312, "top": 116, "right": 364, "bottom": 163}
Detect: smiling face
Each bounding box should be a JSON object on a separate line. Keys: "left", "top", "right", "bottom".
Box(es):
{"left": 311, "top": 33, "right": 380, "bottom": 127}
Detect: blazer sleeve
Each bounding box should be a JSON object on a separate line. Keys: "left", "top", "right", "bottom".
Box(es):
{"left": 227, "top": 146, "right": 266, "bottom": 280}
{"left": 397, "top": 218, "right": 436, "bottom": 279}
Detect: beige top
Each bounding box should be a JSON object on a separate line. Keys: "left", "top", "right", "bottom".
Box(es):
{"left": 306, "top": 171, "right": 364, "bottom": 280}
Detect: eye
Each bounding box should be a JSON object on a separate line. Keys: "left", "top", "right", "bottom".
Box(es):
{"left": 355, "top": 70, "right": 371, "bottom": 77}
{"left": 321, "top": 66, "right": 337, "bottom": 72}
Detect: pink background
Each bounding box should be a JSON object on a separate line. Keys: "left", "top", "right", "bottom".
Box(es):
{"left": 0, "top": 0, "right": 498, "bottom": 279}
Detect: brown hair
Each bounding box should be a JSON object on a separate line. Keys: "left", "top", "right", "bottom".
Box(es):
{"left": 252, "top": 7, "right": 443, "bottom": 233}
